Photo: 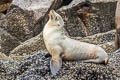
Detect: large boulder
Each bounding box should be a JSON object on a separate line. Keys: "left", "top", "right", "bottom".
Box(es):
{"left": 0, "top": 28, "right": 20, "bottom": 55}
{"left": 58, "top": 0, "right": 116, "bottom": 37}
{"left": 9, "top": 32, "right": 46, "bottom": 61}
{"left": 0, "top": 60, "right": 19, "bottom": 80}
{"left": 72, "top": 30, "right": 115, "bottom": 45}
{"left": 100, "top": 41, "right": 115, "bottom": 53}
{"left": 0, "top": 0, "right": 12, "bottom": 13}
{"left": 0, "top": 0, "right": 64, "bottom": 41}
{"left": 1, "top": 0, "right": 116, "bottom": 42}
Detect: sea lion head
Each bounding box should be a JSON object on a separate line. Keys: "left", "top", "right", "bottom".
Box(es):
{"left": 48, "top": 10, "right": 64, "bottom": 27}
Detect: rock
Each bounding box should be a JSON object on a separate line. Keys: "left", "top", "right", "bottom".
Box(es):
{"left": 1, "top": 5, "right": 35, "bottom": 42}
{"left": 73, "top": 30, "right": 115, "bottom": 45}
{"left": 11, "top": 0, "right": 54, "bottom": 21}
{"left": 58, "top": 1, "right": 116, "bottom": 37}
{"left": 0, "top": 0, "right": 116, "bottom": 41}
{"left": 9, "top": 32, "right": 46, "bottom": 59}
{"left": 0, "top": 0, "right": 64, "bottom": 42}
{"left": 0, "top": 52, "right": 9, "bottom": 61}
{"left": 0, "top": 0, "right": 12, "bottom": 13}
{"left": 16, "top": 51, "right": 120, "bottom": 80}
{"left": 73, "top": 30, "right": 115, "bottom": 53}
{"left": 0, "top": 13, "right": 6, "bottom": 27}
{"left": 0, "top": 0, "right": 54, "bottom": 41}
{"left": 0, "top": 28, "right": 20, "bottom": 55}
{"left": 100, "top": 41, "right": 115, "bottom": 53}
{"left": 0, "top": 60, "right": 19, "bottom": 80}
{"left": 11, "top": 0, "right": 57, "bottom": 31}
{"left": 0, "top": 13, "right": 5, "bottom": 19}
{"left": 90, "top": 0, "right": 117, "bottom": 3}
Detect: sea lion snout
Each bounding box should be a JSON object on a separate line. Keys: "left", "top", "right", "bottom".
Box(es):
{"left": 49, "top": 10, "right": 54, "bottom": 16}
{"left": 48, "top": 10, "right": 56, "bottom": 20}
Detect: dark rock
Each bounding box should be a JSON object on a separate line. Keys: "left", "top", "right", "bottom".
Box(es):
{"left": 16, "top": 51, "right": 120, "bottom": 80}
{"left": 9, "top": 32, "right": 46, "bottom": 60}
{"left": 72, "top": 30, "right": 116, "bottom": 53}
{"left": 0, "top": 52, "right": 9, "bottom": 61}
{"left": 1, "top": 5, "right": 35, "bottom": 42}
{"left": 0, "top": 28, "right": 20, "bottom": 55}
{"left": 34, "top": 0, "right": 63, "bottom": 36}
{"left": 0, "top": 60, "right": 19, "bottom": 80}
{"left": 0, "top": 0, "right": 12, "bottom": 13}
{"left": 58, "top": 1, "right": 116, "bottom": 37}
{"left": 100, "top": 41, "right": 115, "bottom": 53}
{"left": 73, "top": 30, "right": 115, "bottom": 45}
{"left": 0, "top": 0, "right": 64, "bottom": 41}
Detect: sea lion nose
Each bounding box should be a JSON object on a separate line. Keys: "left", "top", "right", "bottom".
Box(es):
{"left": 48, "top": 10, "right": 55, "bottom": 19}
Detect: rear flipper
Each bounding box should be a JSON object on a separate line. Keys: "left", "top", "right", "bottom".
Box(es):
{"left": 81, "top": 58, "right": 109, "bottom": 64}
{"left": 50, "top": 58, "right": 62, "bottom": 75}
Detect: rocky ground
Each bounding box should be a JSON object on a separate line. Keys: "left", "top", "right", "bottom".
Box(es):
{"left": 0, "top": 0, "right": 120, "bottom": 80}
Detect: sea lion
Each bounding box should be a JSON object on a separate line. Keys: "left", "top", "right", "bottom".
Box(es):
{"left": 43, "top": 10, "right": 109, "bottom": 75}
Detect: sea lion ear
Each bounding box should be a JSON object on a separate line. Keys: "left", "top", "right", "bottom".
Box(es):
{"left": 50, "top": 58, "right": 62, "bottom": 75}
{"left": 55, "top": 16, "right": 59, "bottom": 21}
{"left": 48, "top": 13, "right": 53, "bottom": 20}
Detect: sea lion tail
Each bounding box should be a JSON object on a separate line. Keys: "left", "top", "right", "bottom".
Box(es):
{"left": 50, "top": 58, "right": 62, "bottom": 75}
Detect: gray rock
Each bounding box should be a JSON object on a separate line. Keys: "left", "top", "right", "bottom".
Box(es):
{"left": 0, "top": 0, "right": 12, "bottom": 12}
{"left": 58, "top": 1, "right": 116, "bottom": 37}
{"left": 2, "top": 5, "right": 35, "bottom": 42}
{"left": 9, "top": 32, "right": 46, "bottom": 60}
{"left": 12, "top": 0, "right": 54, "bottom": 21}
{"left": 73, "top": 30, "right": 115, "bottom": 45}
{"left": 1, "top": 0, "right": 55, "bottom": 42}
{"left": 100, "top": 41, "right": 115, "bottom": 53}
{"left": 0, "top": 28, "right": 20, "bottom": 55}
{"left": 0, "top": 59, "right": 19, "bottom": 80}
{"left": 16, "top": 51, "right": 120, "bottom": 80}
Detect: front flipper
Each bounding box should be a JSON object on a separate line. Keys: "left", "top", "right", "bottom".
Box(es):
{"left": 50, "top": 58, "right": 62, "bottom": 75}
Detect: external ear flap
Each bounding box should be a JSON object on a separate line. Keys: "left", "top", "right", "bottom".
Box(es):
{"left": 50, "top": 58, "right": 62, "bottom": 75}
{"left": 50, "top": 14, "right": 54, "bottom": 20}
{"left": 48, "top": 13, "right": 53, "bottom": 20}
{"left": 55, "top": 16, "right": 59, "bottom": 21}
